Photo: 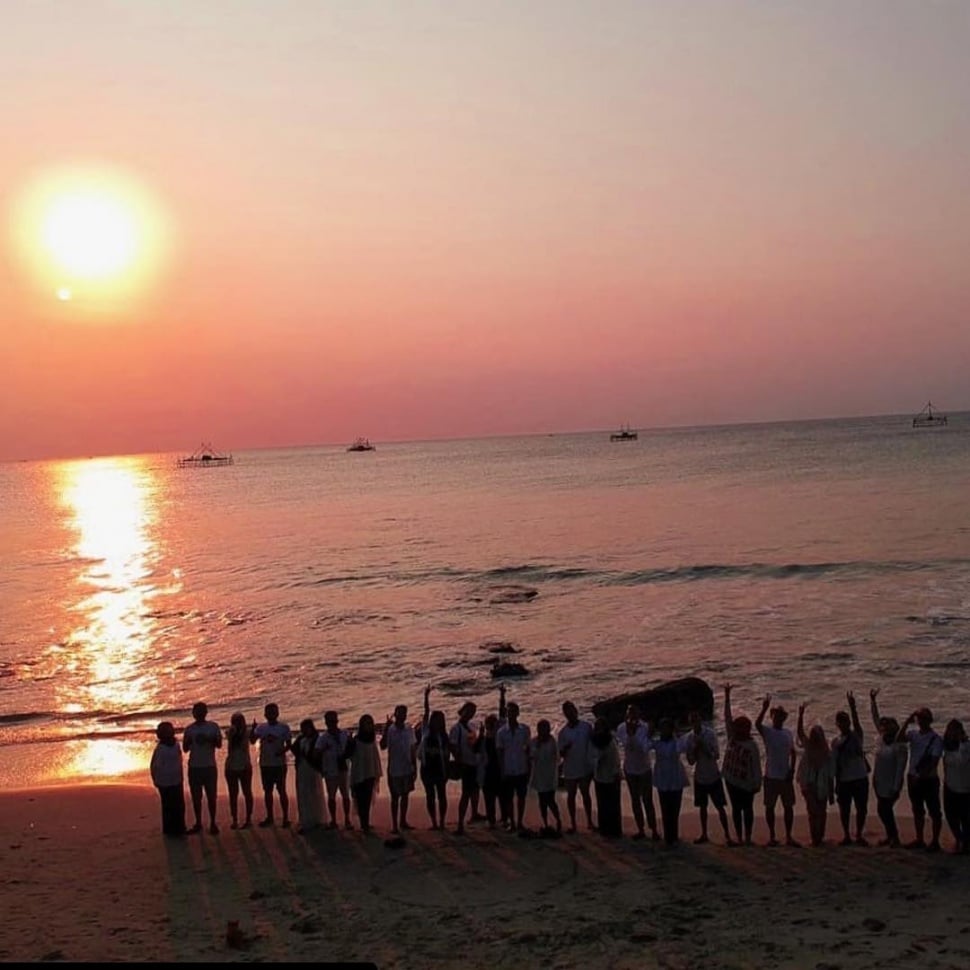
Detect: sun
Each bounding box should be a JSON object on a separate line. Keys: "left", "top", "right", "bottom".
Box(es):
{"left": 10, "top": 163, "right": 171, "bottom": 311}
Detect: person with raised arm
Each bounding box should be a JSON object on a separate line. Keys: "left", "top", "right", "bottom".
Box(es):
{"left": 755, "top": 693, "right": 799, "bottom": 847}
{"left": 831, "top": 691, "right": 870, "bottom": 846}
{"left": 496, "top": 700, "right": 532, "bottom": 833}
{"left": 721, "top": 684, "right": 762, "bottom": 846}
{"left": 686, "top": 709, "right": 732, "bottom": 845}
{"left": 868, "top": 689, "right": 907, "bottom": 847}
{"left": 615, "top": 704, "right": 659, "bottom": 841}
{"left": 897, "top": 706, "right": 944, "bottom": 851}
{"left": 796, "top": 703, "right": 835, "bottom": 847}
{"left": 417, "top": 686, "right": 451, "bottom": 831}
{"left": 315, "top": 711, "right": 353, "bottom": 830}
{"left": 380, "top": 703, "right": 417, "bottom": 835}
{"left": 558, "top": 700, "right": 594, "bottom": 834}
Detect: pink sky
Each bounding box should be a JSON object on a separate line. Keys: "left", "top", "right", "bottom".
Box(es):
{"left": 2, "top": 1, "right": 969, "bottom": 460}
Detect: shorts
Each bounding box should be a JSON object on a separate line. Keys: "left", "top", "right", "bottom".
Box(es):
{"left": 188, "top": 765, "right": 218, "bottom": 795}
{"left": 388, "top": 772, "right": 415, "bottom": 798}
{"left": 836, "top": 776, "right": 869, "bottom": 810}
{"left": 502, "top": 774, "right": 529, "bottom": 800}
{"left": 460, "top": 763, "right": 479, "bottom": 796}
{"left": 907, "top": 775, "right": 942, "bottom": 820}
{"left": 694, "top": 778, "right": 727, "bottom": 810}
{"left": 260, "top": 765, "right": 287, "bottom": 792}
{"left": 324, "top": 770, "right": 349, "bottom": 796}
{"left": 763, "top": 777, "right": 796, "bottom": 809}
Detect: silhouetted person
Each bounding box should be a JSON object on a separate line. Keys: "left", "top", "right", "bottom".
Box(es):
{"left": 418, "top": 696, "right": 450, "bottom": 830}
{"left": 150, "top": 721, "right": 186, "bottom": 837}
{"left": 616, "top": 704, "right": 659, "bottom": 841}
{"left": 183, "top": 701, "right": 222, "bottom": 835}
{"left": 530, "top": 719, "right": 562, "bottom": 834}
{"left": 250, "top": 702, "right": 292, "bottom": 828}
{"left": 348, "top": 714, "right": 382, "bottom": 834}
{"left": 831, "top": 691, "right": 869, "bottom": 846}
{"left": 897, "top": 706, "right": 943, "bottom": 850}
{"left": 558, "top": 701, "right": 594, "bottom": 833}
{"left": 449, "top": 701, "right": 480, "bottom": 835}
{"left": 796, "top": 704, "right": 835, "bottom": 847}
{"left": 293, "top": 717, "right": 324, "bottom": 833}
{"left": 496, "top": 700, "right": 531, "bottom": 832}
{"left": 652, "top": 717, "right": 690, "bottom": 845}
{"left": 224, "top": 711, "right": 254, "bottom": 829}
{"left": 869, "top": 689, "right": 907, "bottom": 847}
{"left": 686, "top": 709, "right": 732, "bottom": 845}
{"left": 590, "top": 717, "right": 622, "bottom": 838}
{"left": 316, "top": 710, "right": 353, "bottom": 830}
{"left": 942, "top": 719, "right": 970, "bottom": 854}
{"left": 481, "top": 712, "right": 506, "bottom": 829}
{"left": 723, "top": 684, "right": 763, "bottom": 846}
{"left": 755, "top": 694, "right": 798, "bottom": 846}
{"left": 381, "top": 703, "right": 417, "bottom": 834}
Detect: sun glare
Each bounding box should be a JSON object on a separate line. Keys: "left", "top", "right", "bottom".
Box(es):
{"left": 10, "top": 163, "right": 171, "bottom": 313}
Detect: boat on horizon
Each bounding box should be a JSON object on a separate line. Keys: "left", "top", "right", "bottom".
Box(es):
{"left": 912, "top": 402, "right": 948, "bottom": 428}
{"left": 347, "top": 436, "right": 376, "bottom": 452}
{"left": 610, "top": 424, "right": 638, "bottom": 441}
{"left": 176, "top": 442, "right": 234, "bottom": 468}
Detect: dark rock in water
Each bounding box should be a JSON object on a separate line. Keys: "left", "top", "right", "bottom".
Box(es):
{"left": 489, "top": 586, "right": 538, "bottom": 605}
{"left": 482, "top": 640, "right": 519, "bottom": 654}
{"left": 591, "top": 677, "right": 714, "bottom": 728}
{"left": 491, "top": 661, "right": 530, "bottom": 678}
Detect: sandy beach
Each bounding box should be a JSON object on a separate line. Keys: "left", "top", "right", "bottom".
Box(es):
{"left": 1, "top": 783, "right": 967, "bottom": 968}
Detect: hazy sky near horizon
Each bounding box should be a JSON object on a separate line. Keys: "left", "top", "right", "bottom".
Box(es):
{"left": 2, "top": 1, "right": 969, "bottom": 460}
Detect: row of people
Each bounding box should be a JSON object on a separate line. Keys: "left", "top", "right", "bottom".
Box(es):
{"left": 148, "top": 687, "right": 970, "bottom": 854}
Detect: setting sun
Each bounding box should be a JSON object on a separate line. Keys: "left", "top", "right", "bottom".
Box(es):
{"left": 10, "top": 163, "right": 171, "bottom": 312}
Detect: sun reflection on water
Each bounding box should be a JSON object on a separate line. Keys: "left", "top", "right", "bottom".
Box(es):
{"left": 51, "top": 457, "right": 170, "bottom": 781}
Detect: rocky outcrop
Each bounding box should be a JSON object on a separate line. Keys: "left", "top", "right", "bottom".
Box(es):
{"left": 490, "top": 661, "right": 530, "bottom": 678}
{"left": 591, "top": 677, "right": 714, "bottom": 728}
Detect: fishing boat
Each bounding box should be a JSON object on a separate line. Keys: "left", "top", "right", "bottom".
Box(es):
{"left": 912, "top": 402, "right": 948, "bottom": 428}
{"left": 347, "top": 437, "right": 376, "bottom": 452}
{"left": 610, "top": 425, "right": 638, "bottom": 441}
{"left": 176, "top": 442, "right": 234, "bottom": 468}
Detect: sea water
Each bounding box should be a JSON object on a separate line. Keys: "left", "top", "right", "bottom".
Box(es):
{"left": 1, "top": 415, "right": 968, "bottom": 788}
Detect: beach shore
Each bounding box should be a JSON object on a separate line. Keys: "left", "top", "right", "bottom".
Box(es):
{"left": 1, "top": 783, "right": 967, "bottom": 968}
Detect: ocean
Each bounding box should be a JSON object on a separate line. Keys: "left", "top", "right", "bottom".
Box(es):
{"left": 1, "top": 414, "right": 969, "bottom": 789}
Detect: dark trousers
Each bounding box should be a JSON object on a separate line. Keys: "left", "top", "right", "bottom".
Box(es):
{"left": 943, "top": 786, "right": 970, "bottom": 846}
{"left": 157, "top": 784, "right": 186, "bottom": 836}
{"left": 726, "top": 782, "right": 755, "bottom": 841}
{"left": 658, "top": 789, "right": 684, "bottom": 844}
{"left": 595, "top": 780, "right": 623, "bottom": 837}
{"left": 353, "top": 778, "right": 376, "bottom": 830}
{"left": 876, "top": 794, "right": 900, "bottom": 842}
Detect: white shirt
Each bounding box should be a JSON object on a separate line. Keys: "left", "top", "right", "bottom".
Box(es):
{"left": 150, "top": 741, "right": 183, "bottom": 787}
{"left": 383, "top": 723, "right": 416, "bottom": 777}
{"left": 254, "top": 721, "right": 292, "bottom": 768}
{"left": 496, "top": 723, "right": 532, "bottom": 776}
{"left": 530, "top": 737, "right": 560, "bottom": 793}
{"left": 183, "top": 721, "right": 222, "bottom": 769}
{"left": 615, "top": 722, "right": 652, "bottom": 775}
{"left": 872, "top": 739, "right": 907, "bottom": 798}
{"left": 314, "top": 729, "right": 348, "bottom": 777}
{"left": 759, "top": 725, "right": 795, "bottom": 780}
{"left": 558, "top": 720, "right": 593, "bottom": 780}
{"left": 652, "top": 735, "right": 690, "bottom": 791}
{"left": 686, "top": 725, "right": 721, "bottom": 786}
{"left": 943, "top": 741, "right": 970, "bottom": 793}
{"left": 449, "top": 720, "right": 479, "bottom": 766}
{"left": 905, "top": 728, "right": 943, "bottom": 779}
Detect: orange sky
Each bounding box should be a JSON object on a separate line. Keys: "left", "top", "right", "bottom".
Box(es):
{"left": 3, "top": 2, "right": 969, "bottom": 461}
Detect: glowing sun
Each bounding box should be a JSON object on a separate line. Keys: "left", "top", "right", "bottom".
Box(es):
{"left": 10, "top": 164, "right": 171, "bottom": 310}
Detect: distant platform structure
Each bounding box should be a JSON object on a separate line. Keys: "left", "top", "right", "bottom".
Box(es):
{"left": 347, "top": 437, "right": 376, "bottom": 452}
{"left": 610, "top": 425, "right": 638, "bottom": 441}
{"left": 912, "top": 402, "right": 948, "bottom": 429}
{"left": 177, "top": 442, "right": 234, "bottom": 468}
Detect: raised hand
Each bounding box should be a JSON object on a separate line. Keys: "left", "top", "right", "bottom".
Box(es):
{"left": 724, "top": 683, "right": 734, "bottom": 695}
{"left": 798, "top": 703, "right": 807, "bottom": 716}
{"left": 761, "top": 694, "right": 771, "bottom": 710}
{"left": 869, "top": 688, "right": 879, "bottom": 701}
{"left": 846, "top": 690, "right": 856, "bottom": 706}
